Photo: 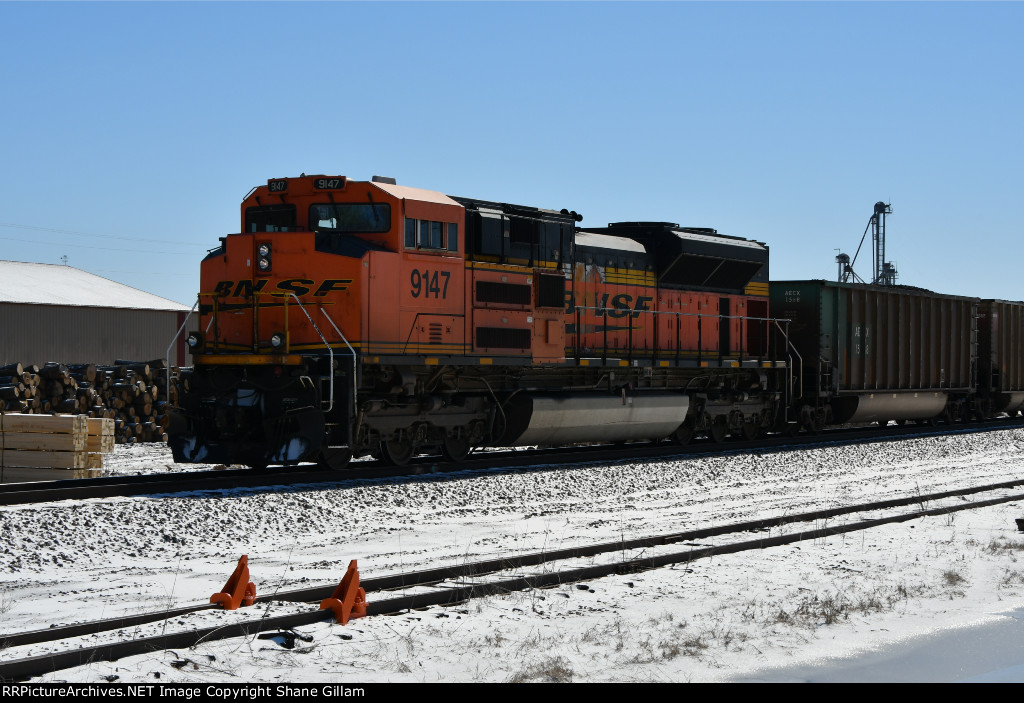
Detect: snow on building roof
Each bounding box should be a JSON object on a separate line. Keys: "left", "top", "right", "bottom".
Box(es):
{"left": 0, "top": 260, "right": 191, "bottom": 311}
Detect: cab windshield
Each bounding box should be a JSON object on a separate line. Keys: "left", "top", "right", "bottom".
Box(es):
{"left": 310, "top": 203, "right": 390, "bottom": 233}
{"left": 245, "top": 204, "right": 296, "bottom": 232}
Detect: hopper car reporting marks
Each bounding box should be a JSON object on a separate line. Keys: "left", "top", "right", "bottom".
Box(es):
{"left": 166, "top": 175, "right": 1024, "bottom": 470}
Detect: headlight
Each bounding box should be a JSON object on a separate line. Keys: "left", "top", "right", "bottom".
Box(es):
{"left": 186, "top": 332, "right": 204, "bottom": 351}
{"left": 270, "top": 332, "right": 285, "bottom": 349}
{"left": 256, "top": 242, "right": 272, "bottom": 272}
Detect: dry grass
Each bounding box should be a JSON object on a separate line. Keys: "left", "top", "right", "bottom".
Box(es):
{"left": 985, "top": 537, "right": 1024, "bottom": 557}
{"left": 942, "top": 569, "right": 967, "bottom": 587}
{"left": 745, "top": 580, "right": 934, "bottom": 633}
{"left": 797, "top": 592, "right": 849, "bottom": 625}
{"left": 999, "top": 568, "right": 1024, "bottom": 588}
{"left": 507, "top": 656, "right": 574, "bottom": 683}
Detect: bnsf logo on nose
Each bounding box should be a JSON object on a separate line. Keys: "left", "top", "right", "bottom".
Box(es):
{"left": 214, "top": 279, "right": 352, "bottom": 297}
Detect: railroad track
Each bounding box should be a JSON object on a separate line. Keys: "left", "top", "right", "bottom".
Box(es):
{"left": 4, "top": 475, "right": 1024, "bottom": 681}
{"left": 1, "top": 417, "right": 1022, "bottom": 506}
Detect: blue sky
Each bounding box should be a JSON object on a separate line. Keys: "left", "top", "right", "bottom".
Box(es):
{"left": 1, "top": 1, "right": 1021, "bottom": 305}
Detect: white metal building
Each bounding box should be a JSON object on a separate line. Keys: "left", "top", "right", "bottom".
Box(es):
{"left": 0, "top": 260, "right": 192, "bottom": 367}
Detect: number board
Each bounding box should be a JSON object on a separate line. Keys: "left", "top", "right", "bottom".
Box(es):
{"left": 410, "top": 269, "right": 451, "bottom": 299}
{"left": 267, "top": 180, "right": 288, "bottom": 192}
{"left": 313, "top": 177, "right": 347, "bottom": 190}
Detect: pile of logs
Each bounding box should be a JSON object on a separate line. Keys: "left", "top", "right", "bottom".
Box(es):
{"left": 0, "top": 360, "right": 176, "bottom": 445}
{"left": 0, "top": 414, "right": 115, "bottom": 469}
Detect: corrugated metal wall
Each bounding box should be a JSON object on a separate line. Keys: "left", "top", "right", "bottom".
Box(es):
{"left": 841, "top": 285, "right": 976, "bottom": 391}
{"left": 980, "top": 299, "right": 1024, "bottom": 394}
{"left": 0, "top": 303, "right": 185, "bottom": 366}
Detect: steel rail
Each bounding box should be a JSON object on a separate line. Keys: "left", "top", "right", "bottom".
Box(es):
{"left": 2, "top": 417, "right": 1023, "bottom": 506}
{"left": 5, "top": 476, "right": 1024, "bottom": 681}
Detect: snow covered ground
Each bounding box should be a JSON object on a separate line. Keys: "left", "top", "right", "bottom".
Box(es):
{"left": 2, "top": 428, "right": 1024, "bottom": 682}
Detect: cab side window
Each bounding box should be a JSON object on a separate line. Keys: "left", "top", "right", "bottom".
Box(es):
{"left": 405, "top": 219, "right": 458, "bottom": 253}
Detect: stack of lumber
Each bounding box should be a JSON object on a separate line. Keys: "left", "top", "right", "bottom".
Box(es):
{"left": 86, "top": 417, "right": 116, "bottom": 469}
{"left": 0, "top": 413, "right": 87, "bottom": 469}
{"left": 0, "top": 360, "right": 177, "bottom": 445}
{"left": 0, "top": 414, "right": 115, "bottom": 471}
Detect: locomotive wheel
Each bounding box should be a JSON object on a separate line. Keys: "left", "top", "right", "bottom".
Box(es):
{"left": 798, "top": 405, "right": 821, "bottom": 434}
{"left": 709, "top": 420, "right": 729, "bottom": 443}
{"left": 441, "top": 436, "right": 471, "bottom": 463}
{"left": 379, "top": 439, "right": 414, "bottom": 466}
{"left": 673, "top": 424, "right": 694, "bottom": 445}
{"left": 318, "top": 447, "right": 352, "bottom": 471}
{"left": 741, "top": 421, "right": 759, "bottom": 441}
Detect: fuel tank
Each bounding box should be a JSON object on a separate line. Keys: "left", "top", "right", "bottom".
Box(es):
{"left": 500, "top": 392, "right": 688, "bottom": 446}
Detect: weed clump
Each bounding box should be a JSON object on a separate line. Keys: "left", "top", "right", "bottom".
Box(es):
{"left": 942, "top": 569, "right": 967, "bottom": 587}
{"left": 507, "top": 656, "right": 574, "bottom": 683}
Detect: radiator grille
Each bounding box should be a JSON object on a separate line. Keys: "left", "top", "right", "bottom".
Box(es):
{"left": 475, "top": 327, "right": 531, "bottom": 350}
{"left": 476, "top": 281, "right": 531, "bottom": 306}
{"left": 537, "top": 274, "right": 566, "bottom": 309}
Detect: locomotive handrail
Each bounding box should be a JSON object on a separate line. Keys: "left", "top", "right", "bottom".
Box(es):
{"left": 192, "top": 292, "right": 223, "bottom": 352}
{"left": 318, "top": 306, "right": 359, "bottom": 446}
{"left": 165, "top": 299, "right": 200, "bottom": 401}
{"left": 568, "top": 305, "right": 781, "bottom": 324}
{"left": 772, "top": 318, "right": 800, "bottom": 414}
{"left": 567, "top": 303, "right": 795, "bottom": 424}
{"left": 568, "top": 305, "right": 784, "bottom": 365}
{"left": 285, "top": 293, "right": 335, "bottom": 413}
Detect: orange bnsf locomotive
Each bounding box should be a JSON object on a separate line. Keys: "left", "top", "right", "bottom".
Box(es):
{"left": 168, "top": 174, "right": 790, "bottom": 469}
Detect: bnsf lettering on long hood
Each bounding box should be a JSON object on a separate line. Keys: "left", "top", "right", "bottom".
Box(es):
{"left": 213, "top": 279, "right": 353, "bottom": 298}
{"left": 564, "top": 292, "right": 654, "bottom": 318}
